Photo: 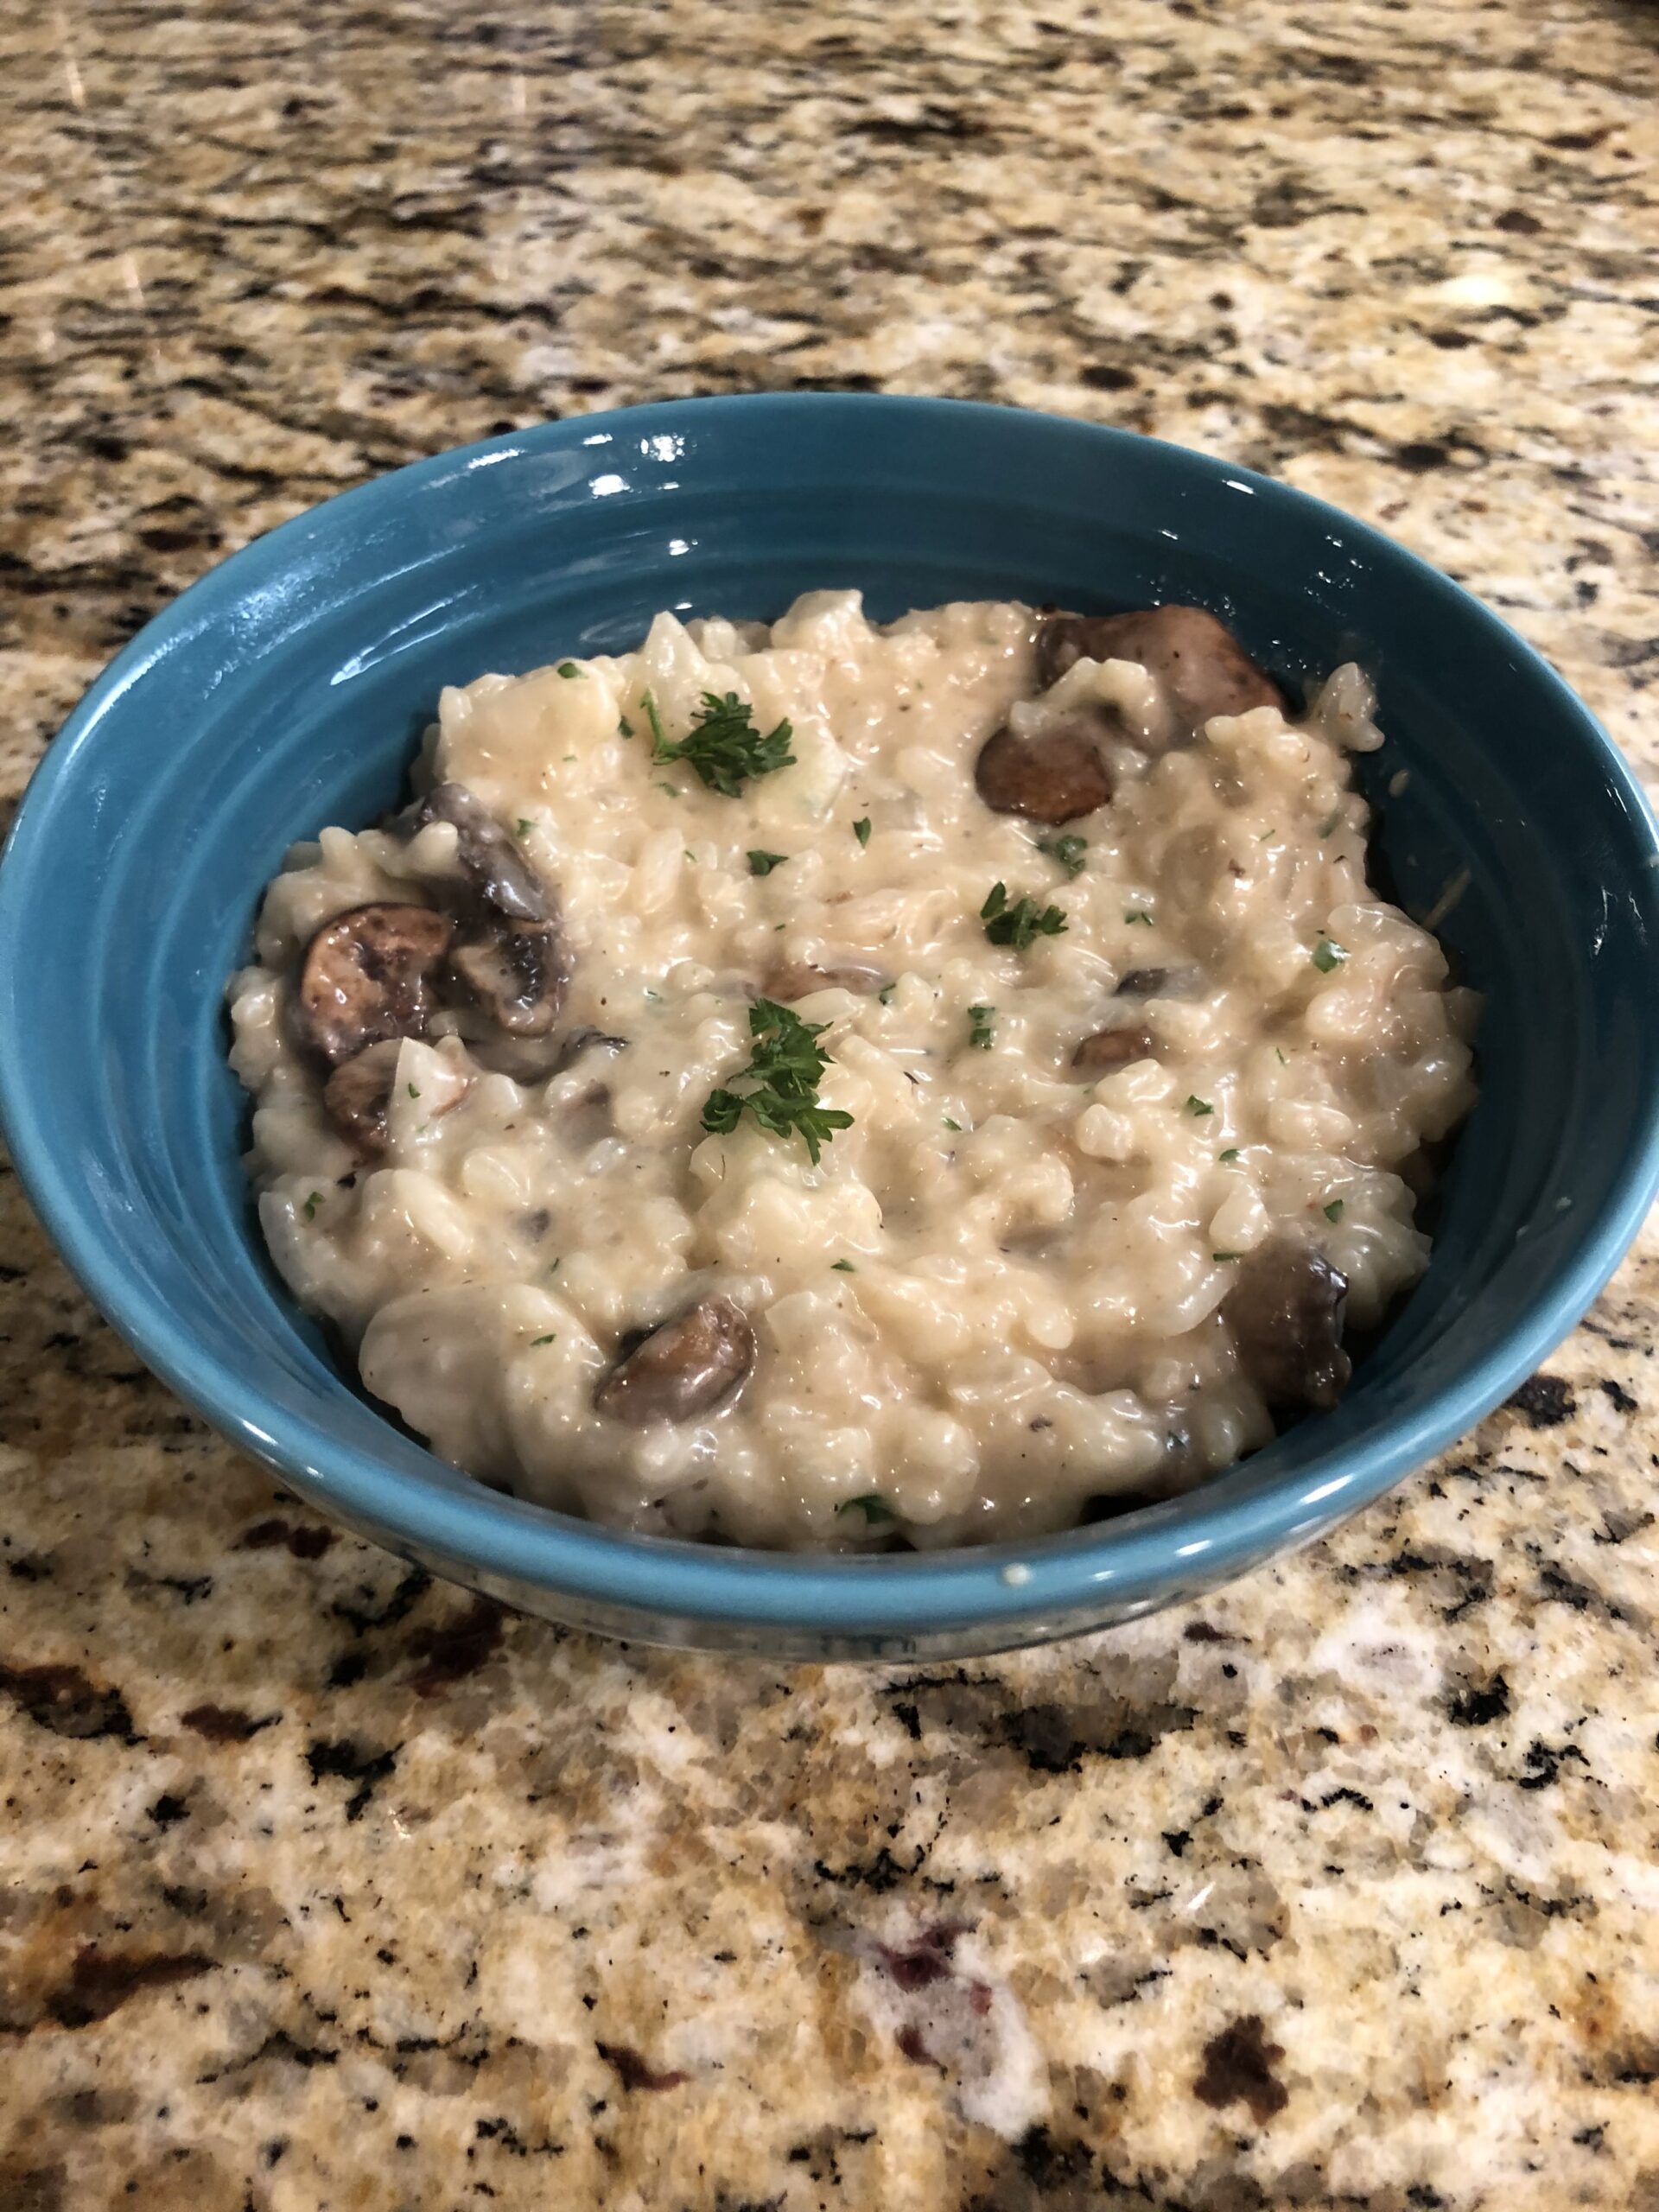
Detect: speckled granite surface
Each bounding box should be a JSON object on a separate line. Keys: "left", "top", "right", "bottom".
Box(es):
{"left": 3, "top": 1, "right": 1659, "bottom": 2205}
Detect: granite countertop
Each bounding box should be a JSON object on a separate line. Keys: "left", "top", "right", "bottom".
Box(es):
{"left": 4, "top": 1, "right": 1659, "bottom": 2205}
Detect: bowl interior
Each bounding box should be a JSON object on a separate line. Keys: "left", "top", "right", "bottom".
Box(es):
{"left": 4, "top": 397, "right": 1657, "bottom": 1652}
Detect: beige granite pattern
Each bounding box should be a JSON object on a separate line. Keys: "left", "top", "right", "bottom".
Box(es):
{"left": 3, "top": 0, "right": 1659, "bottom": 2204}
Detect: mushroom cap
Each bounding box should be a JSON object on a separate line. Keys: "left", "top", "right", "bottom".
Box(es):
{"left": 1037, "top": 606, "right": 1284, "bottom": 735}
{"left": 974, "top": 712, "right": 1117, "bottom": 823}
{"left": 594, "top": 1296, "right": 756, "bottom": 1426}
{"left": 1224, "top": 1243, "right": 1351, "bottom": 1411}
{"left": 295, "top": 903, "right": 453, "bottom": 1068}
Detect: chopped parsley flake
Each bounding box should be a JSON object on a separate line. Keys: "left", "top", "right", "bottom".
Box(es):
{"left": 854, "top": 817, "right": 872, "bottom": 847}
{"left": 651, "top": 690, "right": 795, "bottom": 798}
{"left": 982, "top": 881, "right": 1067, "bottom": 949}
{"left": 406, "top": 1083, "right": 420, "bottom": 1098}
{"left": 1218, "top": 1147, "right": 1241, "bottom": 1164}
{"left": 838, "top": 1494, "right": 895, "bottom": 1523}
{"left": 1312, "top": 937, "right": 1348, "bottom": 973}
{"left": 1037, "top": 833, "right": 1087, "bottom": 878}
{"left": 517, "top": 817, "right": 534, "bottom": 836}
{"left": 968, "top": 1004, "right": 995, "bottom": 1050}
{"left": 748, "top": 849, "right": 788, "bottom": 876}
{"left": 1212, "top": 1250, "right": 1243, "bottom": 1262}
{"left": 701, "top": 998, "right": 854, "bottom": 1166}
{"left": 1125, "top": 909, "right": 1154, "bottom": 926}
{"left": 302, "top": 1191, "right": 323, "bottom": 1221}
{"left": 1324, "top": 1199, "right": 1345, "bottom": 1222}
{"left": 943, "top": 1116, "right": 963, "bottom": 1133}
{"left": 831, "top": 1259, "right": 855, "bottom": 1273}
{"left": 548, "top": 1257, "right": 561, "bottom": 1273}
{"left": 557, "top": 661, "right": 581, "bottom": 677}
{"left": 878, "top": 982, "right": 896, "bottom": 1006}
{"left": 531, "top": 1333, "right": 556, "bottom": 1345}
{"left": 1186, "top": 1096, "right": 1214, "bottom": 1117}
{"left": 644, "top": 987, "right": 663, "bottom": 1002}
{"left": 618, "top": 715, "right": 634, "bottom": 738}
{"left": 1275, "top": 1047, "right": 1288, "bottom": 1065}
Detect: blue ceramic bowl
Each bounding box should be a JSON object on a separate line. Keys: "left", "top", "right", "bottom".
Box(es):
{"left": 3, "top": 397, "right": 1657, "bottom": 1658}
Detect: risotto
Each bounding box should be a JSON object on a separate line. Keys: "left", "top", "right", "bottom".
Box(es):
{"left": 227, "top": 593, "right": 1477, "bottom": 1548}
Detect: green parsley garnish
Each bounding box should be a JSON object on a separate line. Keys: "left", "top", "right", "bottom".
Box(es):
{"left": 650, "top": 690, "right": 795, "bottom": 798}
{"left": 831, "top": 1259, "right": 855, "bottom": 1273}
{"left": 1324, "top": 1199, "right": 1345, "bottom": 1222}
{"left": 1037, "top": 833, "right": 1087, "bottom": 878}
{"left": 969, "top": 1004, "right": 995, "bottom": 1050}
{"left": 1311, "top": 938, "right": 1347, "bottom": 973}
{"left": 878, "top": 983, "right": 896, "bottom": 1006}
{"left": 1124, "top": 909, "right": 1154, "bottom": 926}
{"left": 1212, "top": 1251, "right": 1243, "bottom": 1262}
{"left": 982, "top": 882, "right": 1067, "bottom": 950}
{"left": 618, "top": 715, "right": 634, "bottom": 738}
{"left": 1218, "top": 1147, "right": 1240, "bottom": 1164}
{"left": 943, "top": 1116, "right": 963, "bottom": 1133}
{"left": 853, "top": 817, "right": 872, "bottom": 848}
{"left": 748, "top": 850, "right": 788, "bottom": 877}
{"left": 517, "top": 817, "right": 534, "bottom": 836}
{"left": 1275, "top": 1047, "right": 1288, "bottom": 1065}
{"left": 1186, "top": 1096, "right": 1214, "bottom": 1117}
{"left": 531, "top": 1333, "right": 556, "bottom": 1346}
{"left": 557, "top": 661, "right": 581, "bottom": 677}
{"left": 702, "top": 999, "right": 854, "bottom": 1166}
{"left": 406, "top": 1083, "right": 420, "bottom": 1098}
{"left": 642, "top": 691, "right": 668, "bottom": 747}
{"left": 548, "top": 1257, "right": 561, "bottom": 1273}
{"left": 302, "top": 1191, "right": 323, "bottom": 1221}
{"left": 838, "top": 1494, "right": 896, "bottom": 1523}
{"left": 644, "top": 987, "right": 663, "bottom": 1002}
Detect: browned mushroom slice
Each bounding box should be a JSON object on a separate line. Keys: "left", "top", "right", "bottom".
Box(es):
{"left": 974, "top": 711, "right": 1117, "bottom": 823}
{"left": 322, "top": 1038, "right": 403, "bottom": 1154}
{"left": 766, "top": 958, "right": 889, "bottom": 1001}
{"left": 296, "top": 903, "right": 453, "bottom": 1067}
{"left": 1223, "top": 1243, "right": 1351, "bottom": 1411}
{"left": 411, "top": 782, "right": 550, "bottom": 922}
{"left": 1038, "top": 607, "right": 1283, "bottom": 734}
{"left": 594, "top": 1296, "right": 756, "bottom": 1425}
{"left": 448, "top": 916, "right": 568, "bottom": 1036}
{"left": 1071, "top": 1025, "right": 1156, "bottom": 1073}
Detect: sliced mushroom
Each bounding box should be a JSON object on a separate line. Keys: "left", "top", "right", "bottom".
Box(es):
{"left": 594, "top": 1296, "right": 756, "bottom": 1426}
{"left": 766, "top": 958, "right": 889, "bottom": 1001}
{"left": 1223, "top": 1243, "right": 1351, "bottom": 1411}
{"left": 448, "top": 917, "right": 568, "bottom": 1036}
{"left": 1071, "top": 1024, "right": 1157, "bottom": 1073}
{"left": 322, "top": 1038, "right": 404, "bottom": 1153}
{"left": 974, "top": 711, "right": 1117, "bottom": 823}
{"left": 1037, "top": 607, "right": 1284, "bottom": 735}
{"left": 410, "top": 782, "right": 550, "bottom": 923}
{"left": 295, "top": 903, "right": 453, "bottom": 1067}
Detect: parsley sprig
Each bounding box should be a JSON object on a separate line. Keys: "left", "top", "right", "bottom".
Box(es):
{"left": 648, "top": 690, "right": 795, "bottom": 798}
{"left": 702, "top": 998, "right": 854, "bottom": 1165}
{"left": 982, "top": 882, "right": 1068, "bottom": 950}
{"left": 1037, "top": 833, "right": 1088, "bottom": 878}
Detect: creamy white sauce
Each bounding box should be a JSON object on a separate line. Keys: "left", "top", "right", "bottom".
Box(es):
{"left": 228, "top": 593, "right": 1476, "bottom": 1548}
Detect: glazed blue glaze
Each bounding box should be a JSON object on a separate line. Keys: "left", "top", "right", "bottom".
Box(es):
{"left": 3, "top": 396, "right": 1656, "bottom": 1657}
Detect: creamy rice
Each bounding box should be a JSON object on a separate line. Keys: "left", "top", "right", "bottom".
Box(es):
{"left": 227, "top": 593, "right": 1477, "bottom": 1548}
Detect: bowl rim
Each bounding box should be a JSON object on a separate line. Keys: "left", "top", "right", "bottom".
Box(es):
{"left": 4, "top": 391, "right": 1659, "bottom": 1636}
